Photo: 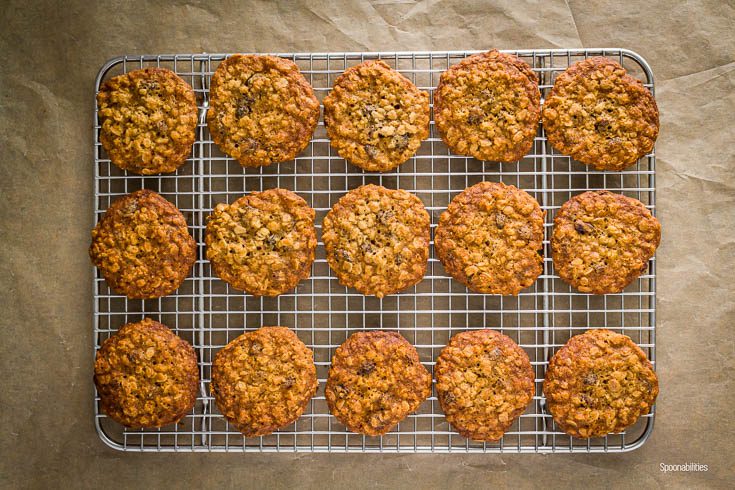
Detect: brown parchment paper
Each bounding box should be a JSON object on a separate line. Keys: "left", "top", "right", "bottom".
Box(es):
{"left": 1, "top": 0, "right": 733, "bottom": 488}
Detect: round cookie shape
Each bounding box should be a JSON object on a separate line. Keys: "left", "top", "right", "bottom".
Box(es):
{"left": 434, "top": 50, "right": 540, "bottom": 162}
{"left": 551, "top": 190, "right": 661, "bottom": 294}
{"left": 89, "top": 189, "right": 197, "bottom": 299}
{"left": 543, "top": 329, "right": 658, "bottom": 438}
{"left": 542, "top": 57, "right": 659, "bottom": 171}
{"left": 325, "top": 331, "right": 431, "bottom": 436}
{"left": 210, "top": 327, "right": 318, "bottom": 437}
{"left": 435, "top": 330, "right": 534, "bottom": 441}
{"left": 94, "top": 318, "right": 199, "bottom": 428}
{"left": 205, "top": 188, "right": 317, "bottom": 296}
{"left": 323, "top": 60, "right": 430, "bottom": 172}
{"left": 206, "top": 54, "right": 320, "bottom": 167}
{"left": 97, "top": 68, "right": 198, "bottom": 175}
{"left": 435, "top": 181, "right": 545, "bottom": 295}
{"left": 322, "top": 184, "right": 430, "bottom": 298}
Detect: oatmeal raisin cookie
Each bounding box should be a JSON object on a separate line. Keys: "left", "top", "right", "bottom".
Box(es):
{"left": 97, "top": 68, "right": 198, "bottom": 174}
{"left": 543, "top": 329, "right": 658, "bottom": 438}
{"left": 325, "top": 331, "right": 431, "bottom": 436}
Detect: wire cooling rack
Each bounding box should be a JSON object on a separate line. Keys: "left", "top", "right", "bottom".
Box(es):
{"left": 93, "top": 49, "right": 656, "bottom": 453}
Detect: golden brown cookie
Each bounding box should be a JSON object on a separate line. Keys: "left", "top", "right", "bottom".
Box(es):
{"left": 90, "top": 189, "right": 197, "bottom": 299}
{"left": 94, "top": 318, "right": 199, "bottom": 428}
{"left": 205, "top": 188, "right": 317, "bottom": 296}
{"left": 542, "top": 57, "right": 659, "bottom": 171}
{"left": 543, "top": 329, "right": 658, "bottom": 438}
{"left": 435, "top": 181, "right": 545, "bottom": 295}
{"left": 551, "top": 191, "right": 661, "bottom": 294}
{"left": 325, "top": 331, "right": 431, "bottom": 436}
{"left": 434, "top": 50, "right": 540, "bottom": 162}
{"left": 435, "top": 330, "right": 535, "bottom": 441}
{"left": 322, "top": 185, "right": 430, "bottom": 298}
{"left": 207, "top": 54, "right": 320, "bottom": 167}
{"left": 210, "top": 326, "right": 317, "bottom": 437}
{"left": 323, "top": 60, "right": 430, "bottom": 172}
{"left": 97, "top": 68, "right": 198, "bottom": 175}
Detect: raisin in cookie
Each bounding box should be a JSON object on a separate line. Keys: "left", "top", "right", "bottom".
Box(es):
{"left": 542, "top": 57, "right": 659, "bottom": 171}
{"left": 205, "top": 188, "right": 317, "bottom": 296}
{"left": 325, "top": 331, "right": 431, "bottom": 436}
{"left": 211, "top": 327, "right": 318, "bottom": 437}
{"left": 551, "top": 191, "right": 661, "bottom": 294}
{"left": 97, "top": 68, "right": 198, "bottom": 175}
{"left": 207, "top": 55, "right": 320, "bottom": 167}
{"left": 89, "top": 189, "right": 197, "bottom": 299}
{"left": 543, "top": 329, "right": 658, "bottom": 438}
{"left": 434, "top": 50, "right": 540, "bottom": 162}
{"left": 323, "top": 60, "right": 430, "bottom": 172}
{"left": 435, "top": 181, "right": 545, "bottom": 295}
{"left": 94, "top": 318, "right": 199, "bottom": 428}
{"left": 435, "top": 330, "right": 534, "bottom": 441}
{"left": 322, "top": 185, "right": 430, "bottom": 298}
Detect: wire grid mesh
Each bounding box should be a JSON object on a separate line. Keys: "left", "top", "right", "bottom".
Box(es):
{"left": 93, "top": 49, "right": 656, "bottom": 453}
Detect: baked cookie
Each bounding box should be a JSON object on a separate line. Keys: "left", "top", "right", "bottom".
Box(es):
{"left": 94, "top": 318, "right": 199, "bottom": 428}
{"left": 210, "top": 327, "right": 317, "bottom": 437}
{"left": 90, "top": 189, "right": 196, "bottom": 299}
{"left": 207, "top": 54, "right": 320, "bottom": 167}
{"left": 97, "top": 68, "right": 198, "bottom": 175}
{"left": 325, "top": 331, "right": 431, "bottom": 436}
{"left": 323, "top": 60, "right": 430, "bottom": 172}
{"left": 543, "top": 329, "right": 658, "bottom": 438}
{"left": 322, "top": 184, "right": 430, "bottom": 298}
{"left": 435, "top": 181, "right": 545, "bottom": 295}
{"left": 542, "top": 57, "right": 659, "bottom": 171}
{"left": 435, "top": 330, "right": 534, "bottom": 441}
{"left": 205, "top": 188, "right": 317, "bottom": 296}
{"left": 551, "top": 191, "right": 661, "bottom": 294}
{"left": 434, "top": 50, "right": 540, "bottom": 162}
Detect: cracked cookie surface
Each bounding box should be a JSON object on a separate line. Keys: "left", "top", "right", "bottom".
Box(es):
{"left": 207, "top": 55, "right": 320, "bottom": 167}
{"left": 322, "top": 184, "right": 430, "bottom": 298}
{"left": 323, "top": 60, "right": 430, "bottom": 172}
{"left": 325, "top": 331, "right": 431, "bottom": 436}
{"left": 435, "top": 330, "right": 534, "bottom": 441}
{"left": 435, "top": 181, "right": 545, "bottom": 295}
{"left": 551, "top": 191, "right": 660, "bottom": 294}
{"left": 90, "top": 189, "right": 196, "bottom": 299}
{"left": 205, "top": 188, "right": 317, "bottom": 296}
{"left": 94, "top": 318, "right": 199, "bottom": 428}
{"left": 211, "top": 327, "right": 318, "bottom": 437}
{"left": 97, "top": 68, "right": 198, "bottom": 175}
{"left": 543, "top": 329, "right": 658, "bottom": 438}
{"left": 434, "top": 50, "right": 540, "bottom": 162}
{"left": 542, "top": 57, "right": 659, "bottom": 171}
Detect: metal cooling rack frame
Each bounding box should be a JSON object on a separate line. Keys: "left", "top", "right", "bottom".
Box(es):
{"left": 93, "top": 48, "right": 657, "bottom": 453}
